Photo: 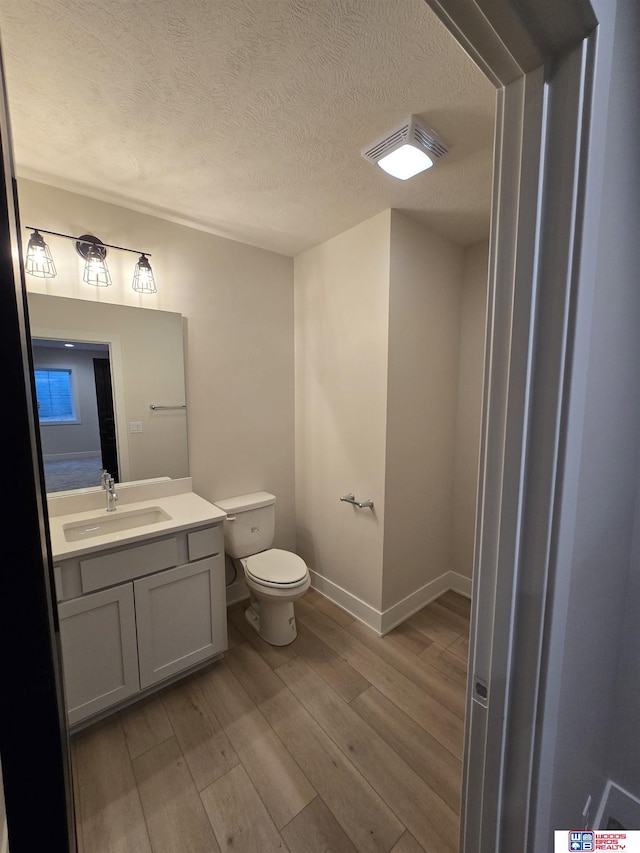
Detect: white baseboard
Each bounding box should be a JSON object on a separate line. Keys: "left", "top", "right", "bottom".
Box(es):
{"left": 308, "top": 569, "right": 383, "bottom": 632}
{"left": 42, "top": 450, "right": 101, "bottom": 462}
{"left": 309, "top": 568, "right": 472, "bottom": 636}
{"left": 380, "top": 570, "right": 472, "bottom": 634}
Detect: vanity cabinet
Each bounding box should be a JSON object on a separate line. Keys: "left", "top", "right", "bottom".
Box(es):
{"left": 135, "top": 557, "right": 224, "bottom": 689}
{"left": 55, "top": 523, "right": 226, "bottom": 727}
{"left": 58, "top": 583, "right": 139, "bottom": 723}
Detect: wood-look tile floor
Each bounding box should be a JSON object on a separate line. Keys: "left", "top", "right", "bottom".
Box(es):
{"left": 71, "top": 589, "right": 470, "bottom": 853}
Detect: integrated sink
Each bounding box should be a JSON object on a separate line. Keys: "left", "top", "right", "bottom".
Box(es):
{"left": 63, "top": 506, "right": 172, "bottom": 542}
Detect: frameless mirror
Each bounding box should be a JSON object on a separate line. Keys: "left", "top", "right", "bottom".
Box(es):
{"left": 27, "top": 293, "right": 189, "bottom": 493}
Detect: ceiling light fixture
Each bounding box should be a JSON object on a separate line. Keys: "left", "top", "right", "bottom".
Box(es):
{"left": 361, "top": 115, "right": 448, "bottom": 180}
{"left": 23, "top": 227, "right": 157, "bottom": 293}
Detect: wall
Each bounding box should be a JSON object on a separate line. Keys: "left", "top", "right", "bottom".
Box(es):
{"left": 382, "top": 210, "right": 464, "bottom": 612}
{"left": 451, "top": 241, "right": 488, "bottom": 579}
{"left": 295, "top": 211, "right": 391, "bottom": 613}
{"left": 17, "top": 178, "right": 296, "bottom": 550}
{"left": 296, "top": 209, "right": 487, "bottom": 626}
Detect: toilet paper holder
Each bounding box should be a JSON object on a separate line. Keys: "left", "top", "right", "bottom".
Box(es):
{"left": 340, "top": 492, "right": 374, "bottom": 510}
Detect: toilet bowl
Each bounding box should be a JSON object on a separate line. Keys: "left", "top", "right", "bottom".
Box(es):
{"left": 241, "top": 548, "right": 310, "bottom": 645}
{"left": 214, "top": 492, "right": 310, "bottom": 646}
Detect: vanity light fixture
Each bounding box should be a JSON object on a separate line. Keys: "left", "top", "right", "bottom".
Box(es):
{"left": 132, "top": 253, "right": 157, "bottom": 294}
{"left": 361, "top": 115, "right": 448, "bottom": 180}
{"left": 25, "top": 229, "right": 57, "bottom": 278}
{"left": 23, "top": 227, "right": 157, "bottom": 293}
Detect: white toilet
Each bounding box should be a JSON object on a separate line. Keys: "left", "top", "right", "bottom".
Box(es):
{"left": 214, "top": 492, "right": 310, "bottom": 646}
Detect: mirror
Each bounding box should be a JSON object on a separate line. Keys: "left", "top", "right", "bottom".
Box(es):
{"left": 27, "top": 293, "right": 189, "bottom": 493}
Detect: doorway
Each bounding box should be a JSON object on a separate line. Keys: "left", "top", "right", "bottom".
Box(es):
{"left": 31, "top": 338, "right": 119, "bottom": 492}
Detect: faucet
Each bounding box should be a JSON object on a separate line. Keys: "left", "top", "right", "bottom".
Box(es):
{"left": 100, "top": 469, "right": 111, "bottom": 489}
{"left": 106, "top": 476, "right": 118, "bottom": 512}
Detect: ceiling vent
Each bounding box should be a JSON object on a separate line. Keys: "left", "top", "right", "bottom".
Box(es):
{"left": 361, "top": 116, "right": 448, "bottom": 180}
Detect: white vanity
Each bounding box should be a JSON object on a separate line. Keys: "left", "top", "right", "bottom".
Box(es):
{"left": 48, "top": 477, "right": 227, "bottom": 729}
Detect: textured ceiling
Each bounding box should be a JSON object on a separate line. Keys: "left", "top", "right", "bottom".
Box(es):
{"left": 0, "top": 0, "right": 496, "bottom": 257}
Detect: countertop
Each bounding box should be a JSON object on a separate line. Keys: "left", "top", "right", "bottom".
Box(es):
{"left": 49, "top": 490, "right": 226, "bottom": 561}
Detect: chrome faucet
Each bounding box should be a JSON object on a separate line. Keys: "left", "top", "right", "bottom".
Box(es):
{"left": 106, "top": 476, "right": 118, "bottom": 512}
{"left": 100, "top": 469, "right": 110, "bottom": 489}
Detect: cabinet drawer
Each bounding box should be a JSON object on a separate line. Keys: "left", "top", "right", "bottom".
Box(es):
{"left": 81, "top": 537, "right": 179, "bottom": 593}
{"left": 187, "top": 525, "right": 223, "bottom": 561}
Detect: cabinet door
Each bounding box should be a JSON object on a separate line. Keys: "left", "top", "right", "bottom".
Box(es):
{"left": 58, "top": 584, "right": 139, "bottom": 726}
{"left": 134, "top": 555, "right": 226, "bottom": 689}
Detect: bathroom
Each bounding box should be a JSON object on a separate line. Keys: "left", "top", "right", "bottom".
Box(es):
{"left": 0, "top": 1, "right": 495, "bottom": 851}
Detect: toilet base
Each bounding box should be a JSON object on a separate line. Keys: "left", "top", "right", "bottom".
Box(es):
{"left": 245, "top": 598, "right": 298, "bottom": 646}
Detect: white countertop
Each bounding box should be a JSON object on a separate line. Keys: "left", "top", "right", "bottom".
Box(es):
{"left": 49, "top": 489, "right": 226, "bottom": 561}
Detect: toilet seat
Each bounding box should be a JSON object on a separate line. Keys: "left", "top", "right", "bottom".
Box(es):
{"left": 243, "top": 548, "right": 308, "bottom": 588}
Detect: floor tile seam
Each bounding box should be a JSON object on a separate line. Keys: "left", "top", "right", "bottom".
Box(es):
{"left": 131, "top": 734, "right": 222, "bottom": 853}
{"left": 344, "top": 625, "right": 466, "bottom": 715}
{"left": 274, "top": 656, "right": 458, "bottom": 839}
{"left": 197, "top": 762, "right": 293, "bottom": 850}
{"left": 72, "top": 723, "right": 154, "bottom": 851}
{"left": 297, "top": 611, "right": 464, "bottom": 739}
{"left": 207, "top": 657, "right": 319, "bottom": 826}
{"left": 292, "top": 643, "right": 372, "bottom": 703}
{"left": 347, "top": 686, "right": 465, "bottom": 772}
{"left": 248, "top": 661, "right": 407, "bottom": 849}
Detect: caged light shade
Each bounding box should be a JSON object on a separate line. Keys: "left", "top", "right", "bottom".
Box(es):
{"left": 132, "top": 254, "right": 157, "bottom": 293}
{"left": 25, "top": 230, "right": 56, "bottom": 278}
{"left": 76, "top": 235, "right": 112, "bottom": 287}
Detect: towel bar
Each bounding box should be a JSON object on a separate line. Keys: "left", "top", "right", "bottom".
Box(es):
{"left": 340, "top": 492, "right": 374, "bottom": 510}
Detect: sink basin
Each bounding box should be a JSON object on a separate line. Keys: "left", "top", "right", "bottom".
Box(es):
{"left": 63, "top": 506, "right": 172, "bottom": 542}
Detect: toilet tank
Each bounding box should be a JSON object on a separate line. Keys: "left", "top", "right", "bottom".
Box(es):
{"left": 214, "top": 492, "right": 276, "bottom": 558}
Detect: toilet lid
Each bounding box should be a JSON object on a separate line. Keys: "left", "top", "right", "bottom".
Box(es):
{"left": 244, "top": 549, "right": 308, "bottom": 585}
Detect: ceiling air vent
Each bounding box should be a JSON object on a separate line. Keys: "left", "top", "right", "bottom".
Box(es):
{"left": 362, "top": 116, "right": 448, "bottom": 180}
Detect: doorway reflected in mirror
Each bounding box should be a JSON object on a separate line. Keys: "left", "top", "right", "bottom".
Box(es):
{"left": 32, "top": 337, "right": 119, "bottom": 492}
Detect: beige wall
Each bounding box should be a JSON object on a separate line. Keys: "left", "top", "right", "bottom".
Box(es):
{"left": 295, "top": 211, "right": 487, "bottom": 626}
{"left": 382, "top": 211, "right": 464, "bottom": 610}
{"left": 18, "top": 178, "right": 296, "bottom": 549}
{"left": 451, "top": 240, "right": 489, "bottom": 578}
{"left": 294, "top": 211, "right": 391, "bottom": 610}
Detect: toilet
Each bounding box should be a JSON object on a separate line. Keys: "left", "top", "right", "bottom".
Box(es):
{"left": 214, "top": 492, "right": 310, "bottom": 646}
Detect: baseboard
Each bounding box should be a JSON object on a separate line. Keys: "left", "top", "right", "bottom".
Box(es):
{"left": 308, "top": 569, "right": 383, "bottom": 633}
{"left": 380, "top": 570, "right": 472, "bottom": 634}
{"left": 42, "top": 450, "right": 101, "bottom": 462}
{"left": 309, "top": 568, "right": 472, "bottom": 636}
{"left": 593, "top": 780, "right": 640, "bottom": 830}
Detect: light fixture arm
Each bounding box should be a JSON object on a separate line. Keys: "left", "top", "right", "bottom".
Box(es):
{"left": 24, "top": 226, "right": 152, "bottom": 258}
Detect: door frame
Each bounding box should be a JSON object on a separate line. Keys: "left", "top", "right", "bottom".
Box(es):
{"left": 421, "top": 0, "right": 612, "bottom": 850}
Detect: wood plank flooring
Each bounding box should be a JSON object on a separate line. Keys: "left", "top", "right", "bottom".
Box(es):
{"left": 71, "top": 589, "right": 470, "bottom": 853}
